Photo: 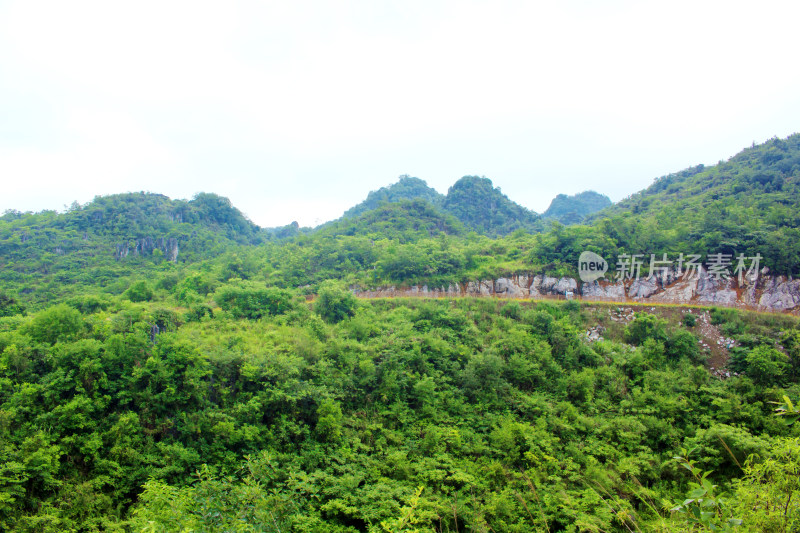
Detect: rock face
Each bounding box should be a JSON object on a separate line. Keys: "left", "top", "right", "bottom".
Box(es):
{"left": 352, "top": 271, "right": 800, "bottom": 313}
{"left": 495, "top": 277, "right": 526, "bottom": 298}
{"left": 695, "top": 272, "right": 738, "bottom": 305}
{"left": 581, "top": 281, "right": 626, "bottom": 300}
{"left": 115, "top": 237, "right": 179, "bottom": 262}
{"left": 758, "top": 277, "right": 800, "bottom": 311}
{"left": 628, "top": 278, "right": 659, "bottom": 299}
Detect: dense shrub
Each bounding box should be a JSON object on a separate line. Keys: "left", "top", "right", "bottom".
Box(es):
{"left": 124, "top": 280, "right": 154, "bottom": 302}
{"left": 215, "top": 285, "right": 294, "bottom": 319}
{"left": 314, "top": 282, "right": 357, "bottom": 323}
{"left": 625, "top": 312, "right": 668, "bottom": 346}
{"left": 27, "top": 304, "right": 84, "bottom": 344}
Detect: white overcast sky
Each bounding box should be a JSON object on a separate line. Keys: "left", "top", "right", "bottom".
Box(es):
{"left": 1, "top": 0, "right": 799, "bottom": 227}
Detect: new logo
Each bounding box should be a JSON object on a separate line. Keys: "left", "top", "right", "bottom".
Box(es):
{"left": 578, "top": 251, "right": 608, "bottom": 283}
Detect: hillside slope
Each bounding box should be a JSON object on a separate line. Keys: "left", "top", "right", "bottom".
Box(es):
{"left": 0, "top": 192, "right": 264, "bottom": 304}
{"left": 3, "top": 134, "right": 800, "bottom": 308}
{"left": 587, "top": 134, "right": 800, "bottom": 272}
{"left": 340, "top": 175, "right": 444, "bottom": 219}
{"left": 442, "top": 175, "right": 541, "bottom": 236}
{"left": 318, "top": 199, "right": 466, "bottom": 243}
{"left": 542, "top": 190, "right": 612, "bottom": 224}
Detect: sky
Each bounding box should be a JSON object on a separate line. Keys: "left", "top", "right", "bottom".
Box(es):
{"left": 1, "top": 0, "right": 799, "bottom": 228}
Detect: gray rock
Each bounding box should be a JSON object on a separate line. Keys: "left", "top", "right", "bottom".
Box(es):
{"left": 759, "top": 278, "right": 800, "bottom": 311}
{"left": 116, "top": 236, "right": 179, "bottom": 262}
{"left": 538, "top": 276, "right": 559, "bottom": 294}
{"left": 628, "top": 277, "right": 659, "bottom": 299}
{"left": 555, "top": 277, "right": 578, "bottom": 294}
{"left": 495, "top": 277, "right": 525, "bottom": 297}
{"left": 581, "top": 281, "right": 626, "bottom": 300}
{"left": 695, "top": 271, "right": 738, "bottom": 305}
{"left": 538, "top": 276, "right": 577, "bottom": 295}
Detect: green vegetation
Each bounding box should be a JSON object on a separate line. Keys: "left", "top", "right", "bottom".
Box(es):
{"left": 1, "top": 134, "right": 799, "bottom": 531}
{"left": 589, "top": 134, "right": 800, "bottom": 276}
{"left": 338, "top": 174, "right": 546, "bottom": 236}
{"left": 0, "top": 289, "right": 798, "bottom": 531}
{"left": 6, "top": 135, "right": 800, "bottom": 307}
{"left": 340, "top": 175, "right": 445, "bottom": 219}
{"left": 542, "top": 191, "right": 612, "bottom": 225}
{"left": 441, "top": 176, "right": 541, "bottom": 236}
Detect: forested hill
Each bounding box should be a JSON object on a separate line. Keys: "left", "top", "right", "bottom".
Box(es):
{"left": 1, "top": 191, "right": 265, "bottom": 247}
{"left": 3, "top": 133, "right": 800, "bottom": 309}
{"left": 340, "top": 175, "right": 445, "bottom": 219}
{"left": 441, "top": 176, "right": 541, "bottom": 236}
{"left": 1, "top": 136, "right": 800, "bottom": 531}
{"left": 606, "top": 134, "right": 800, "bottom": 217}
{"left": 542, "top": 190, "right": 612, "bottom": 224}
{"left": 319, "top": 199, "right": 466, "bottom": 243}
{"left": 337, "top": 175, "right": 544, "bottom": 235}
{"left": 585, "top": 134, "right": 800, "bottom": 274}
{"left": 0, "top": 192, "right": 273, "bottom": 305}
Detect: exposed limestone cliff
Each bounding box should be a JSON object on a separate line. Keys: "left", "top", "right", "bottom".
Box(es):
{"left": 352, "top": 270, "right": 800, "bottom": 313}
{"left": 115, "top": 237, "right": 179, "bottom": 262}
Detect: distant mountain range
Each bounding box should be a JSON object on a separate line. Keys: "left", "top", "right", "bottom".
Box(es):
{"left": 1, "top": 172, "right": 612, "bottom": 247}
{"left": 336, "top": 174, "right": 610, "bottom": 236}
{"left": 2, "top": 133, "right": 799, "bottom": 292}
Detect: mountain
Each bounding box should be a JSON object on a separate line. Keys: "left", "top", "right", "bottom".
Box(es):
{"left": 341, "top": 175, "right": 444, "bottom": 219}
{"left": 2, "top": 172, "right": 798, "bottom": 531}
{"left": 441, "top": 175, "right": 540, "bottom": 236}
{"left": 333, "top": 174, "right": 541, "bottom": 237}
{"left": 319, "top": 198, "right": 465, "bottom": 243}
{"left": 4, "top": 133, "right": 800, "bottom": 306}
{"left": 586, "top": 133, "right": 800, "bottom": 275}
{"left": 38, "top": 191, "right": 264, "bottom": 245}
{"left": 0, "top": 192, "right": 269, "bottom": 304}
{"left": 542, "top": 190, "right": 612, "bottom": 224}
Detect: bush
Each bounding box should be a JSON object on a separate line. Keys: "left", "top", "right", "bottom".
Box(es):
{"left": 124, "top": 281, "right": 154, "bottom": 302}
{"left": 175, "top": 274, "right": 216, "bottom": 300}
{"left": 501, "top": 301, "right": 521, "bottom": 320}
{"left": 625, "top": 313, "right": 668, "bottom": 346}
{"left": 67, "top": 294, "right": 112, "bottom": 314}
{"left": 151, "top": 308, "right": 181, "bottom": 332}
{"left": 526, "top": 310, "right": 555, "bottom": 337}
{"left": 314, "top": 282, "right": 357, "bottom": 324}
{"left": 157, "top": 273, "right": 180, "bottom": 291}
{"left": 215, "top": 285, "right": 294, "bottom": 319}
{"left": 666, "top": 329, "right": 701, "bottom": 363}
{"left": 710, "top": 307, "right": 738, "bottom": 325}
{"left": 733, "top": 436, "right": 800, "bottom": 532}
{"left": 27, "top": 304, "right": 84, "bottom": 344}
{"left": 745, "top": 345, "right": 789, "bottom": 386}
{"left": 682, "top": 313, "right": 697, "bottom": 327}
{"left": 0, "top": 292, "right": 24, "bottom": 317}
{"left": 563, "top": 300, "right": 581, "bottom": 314}
{"left": 184, "top": 304, "right": 214, "bottom": 323}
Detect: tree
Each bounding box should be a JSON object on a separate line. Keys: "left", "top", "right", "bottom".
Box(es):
{"left": 666, "top": 329, "right": 701, "bottom": 362}
{"left": 124, "top": 280, "right": 154, "bottom": 303}
{"left": 27, "top": 304, "right": 84, "bottom": 344}
{"left": 745, "top": 345, "right": 789, "bottom": 386}
{"left": 215, "top": 284, "right": 294, "bottom": 319}
{"left": 625, "top": 312, "right": 668, "bottom": 346}
{"left": 315, "top": 282, "right": 357, "bottom": 323}
{"left": 732, "top": 437, "right": 800, "bottom": 532}
{"left": 315, "top": 399, "right": 343, "bottom": 442}
{"left": 0, "top": 292, "right": 24, "bottom": 317}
